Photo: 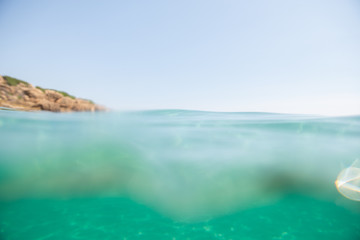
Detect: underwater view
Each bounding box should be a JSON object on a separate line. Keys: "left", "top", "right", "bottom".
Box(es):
{"left": 0, "top": 109, "right": 359, "bottom": 240}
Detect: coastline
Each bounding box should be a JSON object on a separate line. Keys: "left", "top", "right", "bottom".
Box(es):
{"left": 0, "top": 75, "right": 106, "bottom": 112}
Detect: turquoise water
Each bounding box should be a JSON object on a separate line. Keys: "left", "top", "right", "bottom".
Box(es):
{"left": 0, "top": 110, "right": 359, "bottom": 239}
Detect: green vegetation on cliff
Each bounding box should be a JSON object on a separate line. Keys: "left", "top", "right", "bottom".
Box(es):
{"left": 36, "top": 86, "right": 75, "bottom": 99}
{"left": 3, "top": 76, "right": 29, "bottom": 86}
{"left": 4, "top": 75, "right": 75, "bottom": 100}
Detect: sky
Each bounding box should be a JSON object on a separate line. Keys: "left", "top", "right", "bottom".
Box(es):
{"left": 0, "top": 0, "right": 359, "bottom": 115}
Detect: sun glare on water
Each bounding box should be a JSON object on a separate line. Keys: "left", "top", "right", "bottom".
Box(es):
{"left": 335, "top": 159, "right": 360, "bottom": 201}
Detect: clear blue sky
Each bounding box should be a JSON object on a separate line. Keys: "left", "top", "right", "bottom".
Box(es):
{"left": 1, "top": 0, "right": 359, "bottom": 115}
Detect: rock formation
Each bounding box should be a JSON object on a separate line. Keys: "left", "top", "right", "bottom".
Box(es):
{"left": 0, "top": 75, "right": 106, "bottom": 112}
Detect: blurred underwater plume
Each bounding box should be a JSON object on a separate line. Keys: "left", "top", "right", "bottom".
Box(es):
{"left": 0, "top": 110, "right": 360, "bottom": 220}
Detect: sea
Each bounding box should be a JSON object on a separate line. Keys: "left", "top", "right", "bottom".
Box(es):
{"left": 0, "top": 109, "right": 359, "bottom": 240}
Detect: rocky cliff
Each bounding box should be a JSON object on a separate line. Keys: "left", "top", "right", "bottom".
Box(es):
{"left": 0, "top": 75, "right": 106, "bottom": 112}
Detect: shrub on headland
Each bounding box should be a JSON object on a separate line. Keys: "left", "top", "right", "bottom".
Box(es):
{"left": 4, "top": 75, "right": 75, "bottom": 99}
{"left": 3, "top": 76, "right": 29, "bottom": 86}
{"left": 36, "top": 86, "right": 75, "bottom": 99}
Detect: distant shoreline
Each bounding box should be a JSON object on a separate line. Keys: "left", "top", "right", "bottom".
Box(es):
{"left": 0, "top": 75, "right": 106, "bottom": 112}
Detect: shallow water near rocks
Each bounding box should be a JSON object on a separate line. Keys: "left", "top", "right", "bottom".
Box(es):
{"left": 0, "top": 110, "right": 359, "bottom": 239}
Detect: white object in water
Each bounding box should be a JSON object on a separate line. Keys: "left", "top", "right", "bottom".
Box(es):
{"left": 335, "top": 159, "right": 360, "bottom": 201}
